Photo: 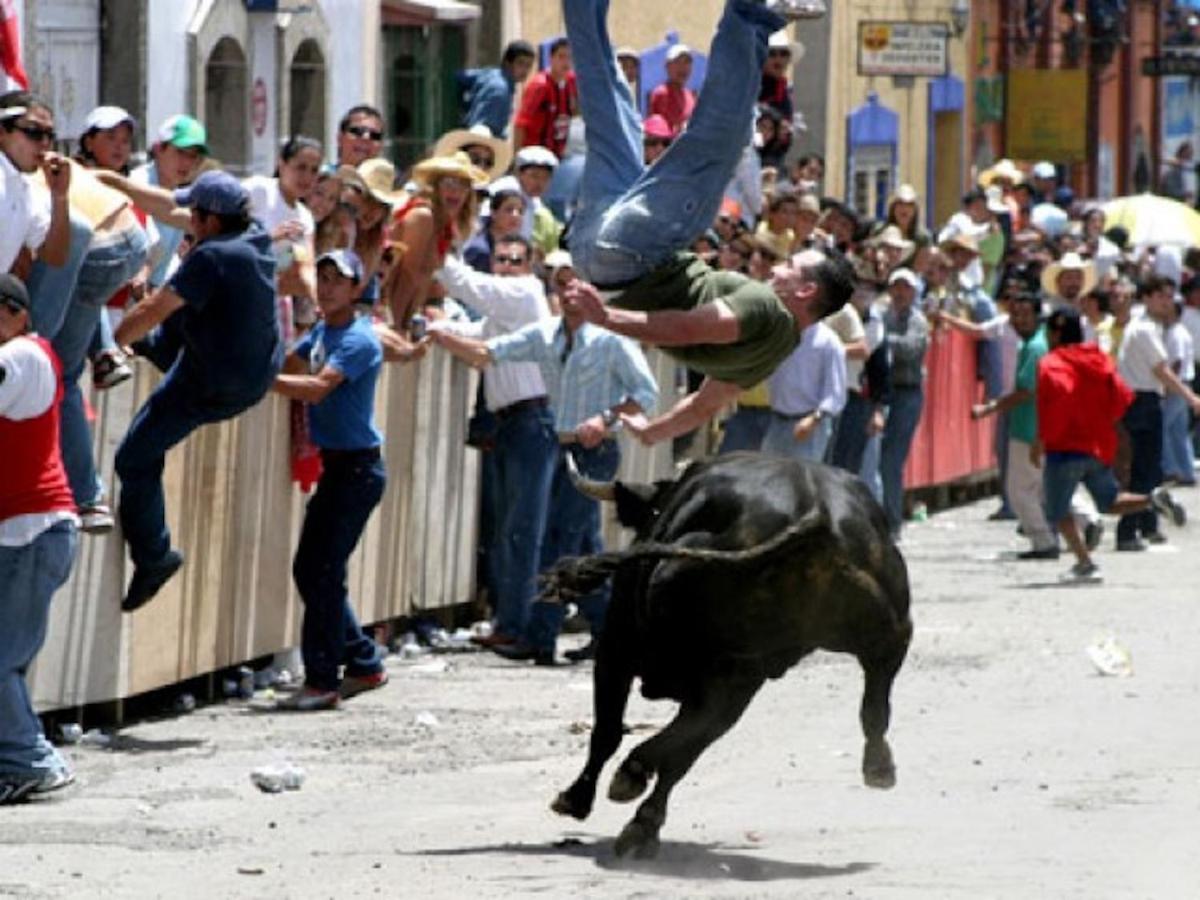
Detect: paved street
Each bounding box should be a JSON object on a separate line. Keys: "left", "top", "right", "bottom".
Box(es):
{"left": 3, "top": 488, "right": 1199, "bottom": 899}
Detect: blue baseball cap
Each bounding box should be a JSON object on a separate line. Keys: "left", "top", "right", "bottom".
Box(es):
{"left": 173, "top": 171, "right": 249, "bottom": 215}
{"left": 316, "top": 248, "right": 364, "bottom": 282}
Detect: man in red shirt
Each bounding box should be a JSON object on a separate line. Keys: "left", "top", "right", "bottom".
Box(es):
{"left": 647, "top": 44, "right": 697, "bottom": 136}
{"left": 513, "top": 38, "right": 578, "bottom": 158}
{"left": 0, "top": 274, "right": 79, "bottom": 804}
{"left": 1035, "top": 308, "right": 1181, "bottom": 583}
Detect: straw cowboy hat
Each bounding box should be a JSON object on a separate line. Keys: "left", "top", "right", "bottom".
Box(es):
{"left": 411, "top": 152, "right": 491, "bottom": 191}
{"left": 873, "top": 224, "right": 914, "bottom": 254}
{"left": 979, "top": 158, "right": 1025, "bottom": 188}
{"left": 939, "top": 232, "right": 980, "bottom": 256}
{"left": 432, "top": 124, "right": 512, "bottom": 181}
{"left": 341, "top": 158, "right": 408, "bottom": 206}
{"left": 1040, "top": 251, "right": 1097, "bottom": 298}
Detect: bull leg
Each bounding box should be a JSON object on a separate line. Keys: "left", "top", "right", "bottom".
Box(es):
{"left": 551, "top": 636, "right": 635, "bottom": 821}
{"left": 611, "top": 677, "right": 764, "bottom": 859}
{"left": 858, "top": 640, "right": 908, "bottom": 789}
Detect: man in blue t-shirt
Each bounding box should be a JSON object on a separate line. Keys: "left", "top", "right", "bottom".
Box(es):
{"left": 269, "top": 249, "right": 397, "bottom": 711}
{"left": 113, "top": 171, "right": 283, "bottom": 612}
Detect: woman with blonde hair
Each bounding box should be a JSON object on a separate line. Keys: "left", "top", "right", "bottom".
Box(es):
{"left": 385, "top": 151, "right": 489, "bottom": 327}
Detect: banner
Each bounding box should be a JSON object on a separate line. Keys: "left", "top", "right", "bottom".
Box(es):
{"left": 0, "top": 0, "right": 28, "bottom": 89}
{"left": 1005, "top": 69, "right": 1088, "bottom": 162}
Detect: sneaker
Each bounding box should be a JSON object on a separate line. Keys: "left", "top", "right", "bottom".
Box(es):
{"left": 0, "top": 774, "right": 42, "bottom": 805}
{"left": 92, "top": 349, "right": 133, "bottom": 390}
{"left": 988, "top": 507, "right": 1018, "bottom": 521}
{"left": 1017, "top": 547, "right": 1059, "bottom": 560}
{"left": 765, "top": 0, "right": 828, "bottom": 20}
{"left": 79, "top": 503, "right": 115, "bottom": 535}
{"left": 1084, "top": 520, "right": 1104, "bottom": 552}
{"left": 339, "top": 670, "right": 389, "bottom": 700}
{"left": 122, "top": 549, "right": 184, "bottom": 612}
{"left": 493, "top": 642, "right": 559, "bottom": 666}
{"left": 1151, "top": 486, "right": 1187, "bottom": 527}
{"left": 563, "top": 640, "right": 597, "bottom": 663}
{"left": 28, "top": 768, "right": 76, "bottom": 796}
{"left": 1144, "top": 531, "right": 1167, "bottom": 545}
{"left": 1115, "top": 538, "right": 1147, "bottom": 552}
{"left": 275, "top": 687, "right": 340, "bottom": 711}
{"left": 1059, "top": 561, "right": 1102, "bottom": 584}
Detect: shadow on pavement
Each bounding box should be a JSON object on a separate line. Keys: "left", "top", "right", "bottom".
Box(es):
{"left": 101, "top": 735, "right": 207, "bottom": 754}
{"left": 410, "top": 835, "right": 875, "bottom": 881}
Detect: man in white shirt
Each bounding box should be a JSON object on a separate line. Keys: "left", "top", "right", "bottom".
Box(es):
{"left": 1114, "top": 275, "right": 1200, "bottom": 550}
{"left": 0, "top": 275, "right": 78, "bottom": 804}
{"left": 433, "top": 236, "right": 555, "bottom": 649}
{"left": 0, "top": 92, "right": 71, "bottom": 276}
{"left": 762, "top": 283, "right": 847, "bottom": 463}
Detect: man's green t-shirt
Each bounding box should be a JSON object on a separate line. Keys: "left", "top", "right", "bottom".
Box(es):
{"left": 610, "top": 254, "right": 799, "bottom": 388}
{"left": 1009, "top": 324, "right": 1048, "bottom": 444}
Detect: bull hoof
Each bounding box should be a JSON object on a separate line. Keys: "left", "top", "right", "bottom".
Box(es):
{"left": 613, "top": 819, "right": 661, "bottom": 859}
{"left": 863, "top": 739, "right": 896, "bottom": 790}
{"left": 551, "top": 785, "right": 593, "bottom": 820}
{"left": 608, "top": 759, "right": 650, "bottom": 803}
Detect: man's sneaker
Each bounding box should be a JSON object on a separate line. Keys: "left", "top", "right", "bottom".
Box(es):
{"left": 564, "top": 640, "right": 597, "bottom": 663}
{"left": 339, "top": 670, "right": 389, "bottom": 700}
{"left": 28, "top": 769, "right": 75, "bottom": 796}
{"left": 493, "top": 642, "right": 559, "bottom": 666}
{"left": 0, "top": 774, "right": 42, "bottom": 805}
{"left": 1017, "top": 546, "right": 1059, "bottom": 560}
{"left": 1060, "top": 561, "right": 1102, "bottom": 584}
{"left": 275, "top": 687, "right": 340, "bottom": 711}
{"left": 79, "top": 503, "right": 115, "bottom": 535}
{"left": 1084, "top": 520, "right": 1104, "bottom": 552}
{"left": 1145, "top": 531, "right": 1168, "bottom": 545}
{"left": 122, "top": 549, "right": 184, "bottom": 612}
{"left": 1151, "top": 486, "right": 1187, "bottom": 526}
{"left": 765, "top": 0, "right": 828, "bottom": 20}
{"left": 92, "top": 349, "right": 134, "bottom": 390}
{"left": 1116, "top": 538, "right": 1147, "bottom": 552}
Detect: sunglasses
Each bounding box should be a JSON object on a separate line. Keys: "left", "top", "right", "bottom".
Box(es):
{"left": 13, "top": 122, "right": 56, "bottom": 144}
{"left": 343, "top": 125, "right": 383, "bottom": 141}
{"left": 494, "top": 253, "right": 527, "bottom": 265}
{"left": 465, "top": 149, "right": 495, "bottom": 168}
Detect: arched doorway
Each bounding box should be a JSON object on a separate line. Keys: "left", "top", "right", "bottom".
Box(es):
{"left": 205, "top": 37, "right": 248, "bottom": 173}
{"left": 289, "top": 39, "right": 326, "bottom": 142}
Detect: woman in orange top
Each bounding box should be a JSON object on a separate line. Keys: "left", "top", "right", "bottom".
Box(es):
{"left": 385, "top": 152, "right": 488, "bottom": 327}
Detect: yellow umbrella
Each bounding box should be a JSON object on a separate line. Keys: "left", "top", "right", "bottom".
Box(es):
{"left": 1102, "top": 193, "right": 1200, "bottom": 247}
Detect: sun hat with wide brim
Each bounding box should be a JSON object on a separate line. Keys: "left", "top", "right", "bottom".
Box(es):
{"left": 979, "top": 158, "right": 1025, "bottom": 188}
{"left": 1040, "top": 251, "right": 1098, "bottom": 298}
{"left": 872, "top": 224, "right": 914, "bottom": 254}
{"left": 338, "top": 157, "right": 409, "bottom": 207}
{"left": 411, "top": 152, "right": 491, "bottom": 191}
{"left": 939, "top": 232, "right": 980, "bottom": 256}
{"left": 432, "top": 124, "right": 512, "bottom": 181}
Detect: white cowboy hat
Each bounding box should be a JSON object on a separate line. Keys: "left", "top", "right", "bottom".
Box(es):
{"left": 433, "top": 124, "right": 512, "bottom": 181}
{"left": 979, "top": 158, "right": 1025, "bottom": 188}
{"left": 1040, "top": 251, "right": 1097, "bottom": 298}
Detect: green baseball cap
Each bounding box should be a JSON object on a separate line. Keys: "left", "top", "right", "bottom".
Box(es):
{"left": 156, "top": 114, "right": 209, "bottom": 155}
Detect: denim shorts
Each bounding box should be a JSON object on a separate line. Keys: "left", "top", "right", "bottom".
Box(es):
{"left": 1043, "top": 453, "right": 1119, "bottom": 523}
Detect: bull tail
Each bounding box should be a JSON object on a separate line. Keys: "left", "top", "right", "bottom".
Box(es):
{"left": 539, "top": 506, "right": 827, "bottom": 602}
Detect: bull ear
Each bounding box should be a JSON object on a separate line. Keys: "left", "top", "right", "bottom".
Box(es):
{"left": 613, "top": 482, "right": 659, "bottom": 531}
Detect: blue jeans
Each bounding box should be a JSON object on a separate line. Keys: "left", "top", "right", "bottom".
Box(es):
{"left": 491, "top": 403, "right": 558, "bottom": 638}
{"left": 565, "top": 0, "right": 784, "bottom": 285}
{"left": 1117, "top": 392, "right": 1163, "bottom": 542}
{"left": 860, "top": 430, "right": 883, "bottom": 502}
{"left": 115, "top": 366, "right": 263, "bottom": 568}
{"left": 830, "top": 391, "right": 872, "bottom": 473}
{"left": 292, "top": 450, "right": 386, "bottom": 691}
{"left": 0, "top": 521, "right": 77, "bottom": 779}
{"left": 762, "top": 411, "right": 834, "bottom": 462}
{"left": 525, "top": 440, "right": 621, "bottom": 653}
{"left": 1043, "top": 453, "right": 1119, "bottom": 524}
{"left": 30, "top": 223, "right": 149, "bottom": 507}
{"left": 1161, "top": 392, "right": 1194, "bottom": 483}
{"left": 719, "top": 406, "right": 772, "bottom": 453}
{"left": 881, "top": 386, "right": 924, "bottom": 534}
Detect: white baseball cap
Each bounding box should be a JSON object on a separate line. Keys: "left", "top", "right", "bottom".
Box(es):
{"left": 514, "top": 145, "right": 559, "bottom": 171}
{"left": 888, "top": 267, "right": 920, "bottom": 289}
{"left": 665, "top": 44, "right": 693, "bottom": 63}
{"left": 85, "top": 105, "right": 136, "bottom": 133}
{"left": 1032, "top": 161, "right": 1056, "bottom": 180}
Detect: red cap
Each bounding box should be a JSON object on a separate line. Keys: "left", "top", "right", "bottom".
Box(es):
{"left": 643, "top": 114, "right": 674, "bottom": 141}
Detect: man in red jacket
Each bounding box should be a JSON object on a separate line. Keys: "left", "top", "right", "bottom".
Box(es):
{"left": 0, "top": 274, "right": 79, "bottom": 803}
{"left": 1035, "top": 308, "right": 1181, "bottom": 583}
{"left": 513, "top": 38, "right": 578, "bottom": 158}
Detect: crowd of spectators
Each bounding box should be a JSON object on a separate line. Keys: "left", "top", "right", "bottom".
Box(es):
{"left": 3, "top": 9, "right": 1200, "bottom": 798}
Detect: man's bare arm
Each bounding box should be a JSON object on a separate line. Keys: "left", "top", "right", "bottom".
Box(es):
{"left": 115, "top": 286, "right": 185, "bottom": 346}
{"left": 93, "top": 170, "right": 192, "bottom": 230}
{"left": 431, "top": 328, "right": 492, "bottom": 369}
{"left": 565, "top": 279, "right": 741, "bottom": 347}
{"left": 621, "top": 377, "right": 743, "bottom": 446}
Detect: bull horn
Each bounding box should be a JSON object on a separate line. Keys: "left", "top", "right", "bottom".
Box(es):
{"left": 565, "top": 450, "right": 617, "bottom": 502}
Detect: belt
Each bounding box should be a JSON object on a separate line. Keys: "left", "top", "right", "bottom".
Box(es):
{"left": 558, "top": 434, "right": 617, "bottom": 446}
{"left": 320, "top": 446, "right": 381, "bottom": 464}
{"left": 495, "top": 396, "right": 548, "bottom": 418}
{"left": 736, "top": 402, "right": 771, "bottom": 411}
{"left": 771, "top": 409, "right": 815, "bottom": 420}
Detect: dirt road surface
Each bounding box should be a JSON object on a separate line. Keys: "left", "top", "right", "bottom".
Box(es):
{"left": 3, "top": 491, "right": 1199, "bottom": 899}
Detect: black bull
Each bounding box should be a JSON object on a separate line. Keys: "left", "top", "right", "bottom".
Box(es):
{"left": 541, "top": 452, "right": 913, "bottom": 858}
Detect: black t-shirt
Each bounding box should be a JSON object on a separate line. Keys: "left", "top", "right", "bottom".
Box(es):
{"left": 168, "top": 224, "right": 283, "bottom": 399}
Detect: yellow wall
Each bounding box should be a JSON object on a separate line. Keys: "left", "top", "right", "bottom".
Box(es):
{"left": 518, "top": 1, "right": 726, "bottom": 53}
{"left": 824, "top": 3, "right": 969, "bottom": 210}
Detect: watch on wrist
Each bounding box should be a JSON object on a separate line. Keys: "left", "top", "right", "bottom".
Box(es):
{"left": 601, "top": 409, "right": 618, "bottom": 428}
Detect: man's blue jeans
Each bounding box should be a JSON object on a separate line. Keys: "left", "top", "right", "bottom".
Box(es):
{"left": 762, "top": 412, "right": 834, "bottom": 463}
{"left": 0, "top": 521, "right": 77, "bottom": 780}
{"left": 881, "top": 386, "right": 924, "bottom": 535}
{"left": 1161, "top": 392, "right": 1194, "bottom": 483}
{"left": 564, "top": 0, "right": 785, "bottom": 285}
{"left": 491, "top": 403, "right": 558, "bottom": 638}
{"left": 1117, "top": 391, "right": 1163, "bottom": 542}
{"left": 292, "top": 451, "right": 386, "bottom": 692}
{"left": 115, "top": 367, "right": 263, "bottom": 569}
{"left": 830, "top": 391, "right": 873, "bottom": 473}
{"left": 719, "top": 406, "right": 772, "bottom": 454}
{"left": 526, "top": 440, "right": 621, "bottom": 653}
{"left": 28, "top": 221, "right": 149, "bottom": 507}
